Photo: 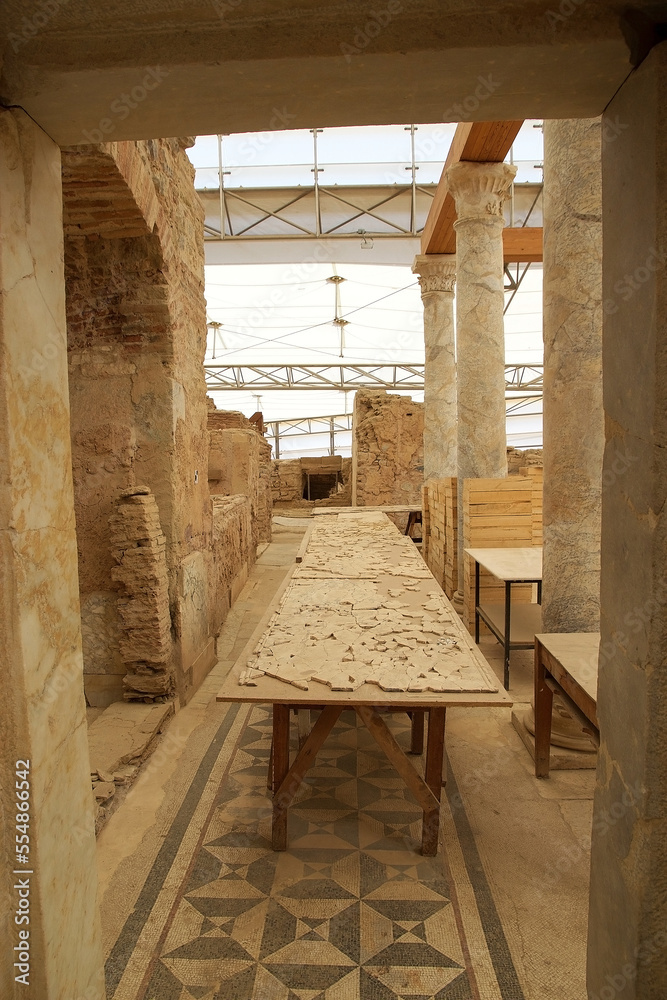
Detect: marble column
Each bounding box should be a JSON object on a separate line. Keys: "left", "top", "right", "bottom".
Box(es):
{"left": 447, "top": 160, "right": 515, "bottom": 480}
{"left": 0, "top": 110, "right": 104, "bottom": 999}
{"left": 542, "top": 118, "right": 603, "bottom": 632}
{"left": 587, "top": 40, "right": 667, "bottom": 999}
{"left": 446, "top": 161, "right": 516, "bottom": 594}
{"left": 411, "top": 254, "right": 457, "bottom": 480}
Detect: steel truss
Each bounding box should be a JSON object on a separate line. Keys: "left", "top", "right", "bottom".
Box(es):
{"left": 266, "top": 398, "right": 542, "bottom": 458}
{"left": 204, "top": 363, "right": 543, "bottom": 394}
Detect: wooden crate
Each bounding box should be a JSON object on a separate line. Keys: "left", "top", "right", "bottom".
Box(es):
{"left": 462, "top": 476, "right": 540, "bottom": 633}
{"left": 520, "top": 465, "right": 544, "bottom": 546}
{"left": 422, "top": 478, "right": 451, "bottom": 591}
{"left": 444, "top": 478, "right": 458, "bottom": 600}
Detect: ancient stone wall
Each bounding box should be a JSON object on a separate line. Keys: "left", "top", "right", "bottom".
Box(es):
{"left": 109, "top": 487, "right": 173, "bottom": 701}
{"left": 271, "top": 456, "right": 352, "bottom": 508}
{"left": 209, "top": 496, "right": 254, "bottom": 637}
{"left": 63, "top": 137, "right": 213, "bottom": 706}
{"left": 352, "top": 390, "right": 424, "bottom": 508}
{"left": 207, "top": 408, "right": 273, "bottom": 547}
{"left": 507, "top": 446, "right": 543, "bottom": 474}
{"left": 271, "top": 459, "right": 303, "bottom": 503}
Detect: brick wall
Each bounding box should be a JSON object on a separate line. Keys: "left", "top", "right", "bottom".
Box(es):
{"left": 63, "top": 138, "right": 215, "bottom": 706}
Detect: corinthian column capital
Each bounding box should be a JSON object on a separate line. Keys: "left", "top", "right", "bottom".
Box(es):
{"left": 411, "top": 254, "right": 456, "bottom": 295}
{"left": 446, "top": 161, "right": 517, "bottom": 223}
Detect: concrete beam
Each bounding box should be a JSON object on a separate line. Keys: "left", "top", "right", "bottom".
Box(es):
{"left": 0, "top": 0, "right": 637, "bottom": 144}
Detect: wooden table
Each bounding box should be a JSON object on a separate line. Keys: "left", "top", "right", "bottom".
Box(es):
{"left": 217, "top": 666, "right": 511, "bottom": 855}
{"left": 218, "top": 513, "right": 511, "bottom": 856}
{"left": 312, "top": 504, "right": 423, "bottom": 516}
{"left": 534, "top": 632, "right": 600, "bottom": 777}
{"left": 465, "top": 546, "right": 543, "bottom": 690}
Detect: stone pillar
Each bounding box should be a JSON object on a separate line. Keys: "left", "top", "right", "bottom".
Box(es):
{"left": 411, "top": 254, "right": 457, "bottom": 480}
{"left": 446, "top": 161, "right": 516, "bottom": 594}
{"left": 447, "top": 161, "right": 515, "bottom": 480}
{"left": 0, "top": 110, "right": 104, "bottom": 1000}
{"left": 542, "top": 118, "right": 603, "bottom": 632}
{"left": 587, "top": 41, "right": 667, "bottom": 999}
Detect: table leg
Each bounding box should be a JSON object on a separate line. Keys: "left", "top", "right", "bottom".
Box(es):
{"left": 474, "top": 560, "right": 481, "bottom": 644}
{"left": 409, "top": 710, "right": 425, "bottom": 754}
{"left": 534, "top": 644, "right": 554, "bottom": 778}
{"left": 297, "top": 709, "right": 312, "bottom": 749}
{"left": 504, "top": 580, "right": 512, "bottom": 690}
{"left": 272, "top": 705, "right": 290, "bottom": 850}
{"left": 422, "top": 707, "right": 446, "bottom": 856}
{"left": 272, "top": 706, "right": 342, "bottom": 852}
{"left": 356, "top": 705, "right": 440, "bottom": 856}
{"left": 267, "top": 739, "right": 274, "bottom": 791}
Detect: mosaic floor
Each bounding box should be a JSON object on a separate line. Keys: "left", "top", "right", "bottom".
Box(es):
{"left": 106, "top": 706, "right": 526, "bottom": 1000}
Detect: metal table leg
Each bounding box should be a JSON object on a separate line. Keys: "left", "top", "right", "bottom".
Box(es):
{"left": 504, "top": 580, "right": 512, "bottom": 690}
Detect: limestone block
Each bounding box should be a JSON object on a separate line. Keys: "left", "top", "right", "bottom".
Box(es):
{"left": 0, "top": 107, "right": 104, "bottom": 1000}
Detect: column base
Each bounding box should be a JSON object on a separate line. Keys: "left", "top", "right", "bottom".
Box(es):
{"left": 523, "top": 699, "right": 597, "bottom": 753}
{"left": 450, "top": 590, "right": 465, "bottom": 616}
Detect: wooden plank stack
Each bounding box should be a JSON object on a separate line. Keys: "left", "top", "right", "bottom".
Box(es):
{"left": 422, "top": 479, "right": 447, "bottom": 590}
{"left": 520, "top": 465, "right": 544, "bottom": 546}
{"left": 444, "top": 478, "right": 458, "bottom": 600}
{"left": 462, "top": 475, "right": 542, "bottom": 633}
{"left": 421, "top": 483, "right": 431, "bottom": 564}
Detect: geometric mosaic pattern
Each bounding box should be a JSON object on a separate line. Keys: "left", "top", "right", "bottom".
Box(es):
{"left": 139, "top": 708, "right": 472, "bottom": 1000}
{"left": 133, "top": 707, "right": 497, "bottom": 1000}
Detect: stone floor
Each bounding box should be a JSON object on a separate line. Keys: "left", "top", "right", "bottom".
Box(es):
{"left": 97, "top": 521, "right": 594, "bottom": 1000}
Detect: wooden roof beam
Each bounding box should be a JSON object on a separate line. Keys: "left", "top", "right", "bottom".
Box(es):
{"left": 421, "top": 120, "right": 524, "bottom": 255}
{"left": 503, "top": 226, "right": 543, "bottom": 263}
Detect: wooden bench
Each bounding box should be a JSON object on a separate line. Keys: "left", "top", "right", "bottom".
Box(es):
{"left": 534, "top": 632, "right": 600, "bottom": 777}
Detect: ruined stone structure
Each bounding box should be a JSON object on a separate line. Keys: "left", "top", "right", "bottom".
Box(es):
{"left": 3, "top": 8, "right": 667, "bottom": 1000}
{"left": 352, "top": 390, "right": 424, "bottom": 512}
{"left": 209, "top": 495, "right": 254, "bottom": 638}
{"left": 61, "top": 141, "right": 272, "bottom": 709}
{"left": 63, "top": 137, "right": 214, "bottom": 707}
{"left": 271, "top": 455, "right": 352, "bottom": 507}
{"left": 109, "top": 487, "right": 173, "bottom": 701}
{"left": 207, "top": 407, "right": 272, "bottom": 549}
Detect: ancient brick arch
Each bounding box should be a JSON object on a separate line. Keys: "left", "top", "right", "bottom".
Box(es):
{"left": 61, "top": 138, "right": 212, "bottom": 707}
